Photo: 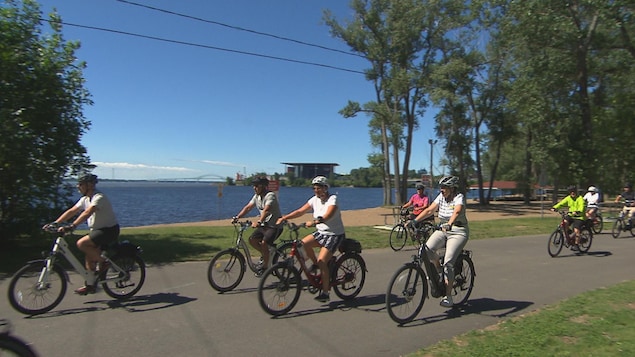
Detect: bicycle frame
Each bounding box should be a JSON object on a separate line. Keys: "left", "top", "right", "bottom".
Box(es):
{"left": 555, "top": 212, "right": 577, "bottom": 246}
{"left": 412, "top": 243, "right": 445, "bottom": 298}
{"left": 231, "top": 221, "right": 286, "bottom": 272}
{"left": 288, "top": 240, "right": 343, "bottom": 291}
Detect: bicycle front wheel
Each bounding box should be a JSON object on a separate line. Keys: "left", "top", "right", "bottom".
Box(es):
{"left": 451, "top": 253, "right": 475, "bottom": 306}
{"left": 578, "top": 229, "right": 593, "bottom": 253}
{"left": 389, "top": 224, "right": 408, "bottom": 251}
{"left": 547, "top": 230, "right": 564, "bottom": 257}
{"left": 257, "top": 263, "right": 301, "bottom": 316}
{"left": 332, "top": 254, "right": 366, "bottom": 300}
{"left": 386, "top": 263, "right": 427, "bottom": 324}
{"left": 611, "top": 219, "right": 623, "bottom": 239}
{"left": 8, "top": 261, "right": 67, "bottom": 315}
{"left": 102, "top": 255, "right": 146, "bottom": 299}
{"left": 207, "top": 249, "right": 245, "bottom": 292}
{"left": 0, "top": 334, "right": 39, "bottom": 357}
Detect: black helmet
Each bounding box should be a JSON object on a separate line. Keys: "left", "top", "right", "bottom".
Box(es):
{"left": 567, "top": 185, "right": 577, "bottom": 193}
{"left": 416, "top": 184, "right": 425, "bottom": 190}
{"left": 78, "top": 174, "right": 98, "bottom": 184}
{"left": 625, "top": 182, "right": 633, "bottom": 189}
{"left": 252, "top": 176, "right": 269, "bottom": 186}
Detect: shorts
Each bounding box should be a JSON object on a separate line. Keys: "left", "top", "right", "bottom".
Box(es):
{"left": 312, "top": 231, "right": 345, "bottom": 253}
{"left": 565, "top": 217, "right": 584, "bottom": 230}
{"left": 249, "top": 226, "right": 282, "bottom": 245}
{"left": 90, "top": 224, "right": 120, "bottom": 247}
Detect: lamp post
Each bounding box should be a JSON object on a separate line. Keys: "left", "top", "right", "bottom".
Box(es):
{"left": 428, "top": 139, "right": 437, "bottom": 188}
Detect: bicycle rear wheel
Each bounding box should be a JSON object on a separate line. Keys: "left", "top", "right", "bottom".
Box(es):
{"left": 611, "top": 219, "right": 623, "bottom": 238}
{"left": 102, "top": 255, "right": 146, "bottom": 299}
{"left": 547, "top": 230, "right": 564, "bottom": 257}
{"left": 207, "top": 249, "right": 245, "bottom": 292}
{"left": 591, "top": 215, "right": 603, "bottom": 234}
{"left": 451, "top": 253, "right": 475, "bottom": 306}
{"left": 332, "top": 254, "right": 366, "bottom": 300}
{"left": 8, "top": 261, "right": 67, "bottom": 315}
{"left": 386, "top": 264, "right": 427, "bottom": 324}
{"left": 258, "top": 263, "right": 301, "bottom": 316}
{"left": 389, "top": 224, "right": 408, "bottom": 251}
{"left": 578, "top": 229, "right": 593, "bottom": 253}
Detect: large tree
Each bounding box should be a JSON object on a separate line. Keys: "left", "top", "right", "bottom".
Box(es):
{"left": 0, "top": 0, "right": 92, "bottom": 240}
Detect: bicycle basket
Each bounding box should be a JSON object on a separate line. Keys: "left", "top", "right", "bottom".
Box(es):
{"left": 115, "top": 241, "right": 141, "bottom": 257}
{"left": 338, "top": 238, "right": 362, "bottom": 254}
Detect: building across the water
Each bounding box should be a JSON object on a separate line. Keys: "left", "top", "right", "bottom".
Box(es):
{"left": 282, "top": 162, "right": 339, "bottom": 179}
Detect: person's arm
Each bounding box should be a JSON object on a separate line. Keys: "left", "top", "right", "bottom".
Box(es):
{"left": 278, "top": 203, "right": 311, "bottom": 224}
{"left": 234, "top": 202, "right": 255, "bottom": 221}
{"left": 413, "top": 201, "right": 438, "bottom": 223}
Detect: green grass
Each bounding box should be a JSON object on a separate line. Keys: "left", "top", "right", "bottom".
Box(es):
{"left": 411, "top": 280, "right": 635, "bottom": 357}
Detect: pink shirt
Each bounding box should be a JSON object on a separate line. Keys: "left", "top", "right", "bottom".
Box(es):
{"left": 408, "top": 193, "right": 429, "bottom": 215}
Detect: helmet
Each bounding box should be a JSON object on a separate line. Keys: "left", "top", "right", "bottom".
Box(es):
{"left": 587, "top": 186, "right": 597, "bottom": 192}
{"left": 252, "top": 176, "right": 269, "bottom": 186}
{"left": 567, "top": 185, "right": 577, "bottom": 193}
{"left": 311, "top": 176, "right": 329, "bottom": 188}
{"left": 416, "top": 184, "right": 425, "bottom": 190}
{"left": 625, "top": 182, "right": 633, "bottom": 189}
{"left": 438, "top": 175, "right": 459, "bottom": 188}
{"left": 78, "top": 174, "right": 98, "bottom": 184}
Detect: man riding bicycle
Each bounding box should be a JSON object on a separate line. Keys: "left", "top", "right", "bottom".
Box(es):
{"left": 552, "top": 186, "right": 586, "bottom": 250}
{"left": 45, "top": 174, "right": 120, "bottom": 295}
{"left": 614, "top": 182, "right": 635, "bottom": 229}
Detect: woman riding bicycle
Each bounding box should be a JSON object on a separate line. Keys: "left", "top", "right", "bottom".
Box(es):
{"left": 583, "top": 186, "right": 600, "bottom": 221}
{"left": 277, "top": 176, "right": 345, "bottom": 303}
{"left": 401, "top": 184, "right": 430, "bottom": 228}
{"left": 409, "top": 175, "right": 469, "bottom": 308}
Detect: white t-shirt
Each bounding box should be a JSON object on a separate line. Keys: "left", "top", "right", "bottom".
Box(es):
{"left": 433, "top": 192, "right": 467, "bottom": 225}
{"left": 74, "top": 192, "right": 118, "bottom": 229}
{"left": 307, "top": 194, "right": 345, "bottom": 235}
{"left": 583, "top": 192, "right": 599, "bottom": 208}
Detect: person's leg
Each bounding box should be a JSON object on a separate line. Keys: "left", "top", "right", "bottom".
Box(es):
{"left": 260, "top": 227, "right": 278, "bottom": 268}
{"left": 77, "top": 235, "right": 101, "bottom": 273}
{"left": 317, "top": 247, "right": 333, "bottom": 293}
{"left": 424, "top": 230, "right": 445, "bottom": 271}
{"left": 442, "top": 230, "right": 468, "bottom": 301}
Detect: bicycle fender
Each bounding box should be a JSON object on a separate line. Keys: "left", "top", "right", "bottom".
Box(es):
{"left": 23, "top": 259, "right": 71, "bottom": 283}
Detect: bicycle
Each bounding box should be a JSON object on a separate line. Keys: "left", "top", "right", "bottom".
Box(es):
{"left": 385, "top": 226, "right": 475, "bottom": 324}
{"left": 207, "top": 220, "right": 292, "bottom": 292}
{"left": 389, "top": 208, "right": 435, "bottom": 251}
{"left": 8, "top": 223, "right": 145, "bottom": 316}
{"left": 586, "top": 206, "right": 603, "bottom": 234}
{"left": 547, "top": 210, "right": 593, "bottom": 257}
{"left": 610, "top": 209, "right": 635, "bottom": 238}
{"left": 257, "top": 224, "right": 367, "bottom": 316}
{"left": 0, "top": 319, "right": 38, "bottom": 357}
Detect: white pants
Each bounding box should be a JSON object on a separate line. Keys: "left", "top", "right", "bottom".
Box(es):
{"left": 425, "top": 226, "right": 469, "bottom": 279}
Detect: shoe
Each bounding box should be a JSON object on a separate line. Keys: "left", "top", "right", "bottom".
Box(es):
{"left": 571, "top": 245, "right": 580, "bottom": 251}
{"left": 74, "top": 285, "right": 96, "bottom": 295}
{"left": 314, "top": 291, "right": 330, "bottom": 303}
{"left": 440, "top": 296, "right": 454, "bottom": 308}
{"left": 97, "top": 261, "right": 111, "bottom": 281}
{"left": 309, "top": 264, "right": 320, "bottom": 274}
{"left": 254, "top": 269, "right": 264, "bottom": 277}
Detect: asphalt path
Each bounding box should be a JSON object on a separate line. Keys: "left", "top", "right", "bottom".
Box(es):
{"left": 1, "top": 232, "right": 634, "bottom": 357}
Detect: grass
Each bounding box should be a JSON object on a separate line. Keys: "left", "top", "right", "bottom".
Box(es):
{"left": 1, "top": 216, "right": 631, "bottom": 356}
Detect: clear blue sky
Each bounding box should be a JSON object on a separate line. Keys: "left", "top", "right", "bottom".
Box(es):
{"left": 37, "top": 0, "right": 442, "bottom": 181}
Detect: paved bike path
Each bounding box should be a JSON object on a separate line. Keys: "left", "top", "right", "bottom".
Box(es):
{"left": 1, "top": 233, "right": 634, "bottom": 357}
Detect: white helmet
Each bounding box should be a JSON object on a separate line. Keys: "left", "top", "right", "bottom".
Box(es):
{"left": 311, "top": 176, "right": 329, "bottom": 188}
{"left": 587, "top": 186, "right": 597, "bottom": 192}
{"left": 439, "top": 175, "right": 459, "bottom": 188}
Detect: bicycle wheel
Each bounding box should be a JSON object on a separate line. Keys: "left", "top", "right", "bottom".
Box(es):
{"left": 451, "top": 253, "right": 475, "bottom": 306}
{"left": 8, "top": 261, "right": 67, "bottom": 315}
{"left": 332, "top": 254, "right": 366, "bottom": 300}
{"left": 102, "top": 255, "right": 146, "bottom": 299}
{"left": 592, "top": 215, "right": 603, "bottom": 234}
{"left": 257, "top": 263, "right": 301, "bottom": 316}
{"left": 611, "top": 219, "right": 622, "bottom": 239}
{"left": 389, "top": 224, "right": 408, "bottom": 251}
{"left": 577, "top": 229, "right": 592, "bottom": 253}
{"left": 0, "top": 335, "right": 39, "bottom": 357}
{"left": 386, "top": 263, "right": 427, "bottom": 324}
{"left": 207, "top": 249, "right": 245, "bottom": 292}
{"left": 547, "top": 230, "right": 564, "bottom": 257}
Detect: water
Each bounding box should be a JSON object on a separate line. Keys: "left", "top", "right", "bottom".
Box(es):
{"left": 75, "top": 181, "right": 394, "bottom": 227}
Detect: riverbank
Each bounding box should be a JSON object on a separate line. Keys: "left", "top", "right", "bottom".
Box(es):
{"left": 135, "top": 201, "right": 553, "bottom": 229}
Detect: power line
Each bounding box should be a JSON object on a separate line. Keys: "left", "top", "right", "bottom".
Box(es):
{"left": 41, "top": 18, "right": 365, "bottom": 75}
{"left": 116, "top": 0, "right": 364, "bottom": 59}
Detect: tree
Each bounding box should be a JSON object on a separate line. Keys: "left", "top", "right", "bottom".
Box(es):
{"left": 0, "top": 0, "right": 92, "bottom": 240}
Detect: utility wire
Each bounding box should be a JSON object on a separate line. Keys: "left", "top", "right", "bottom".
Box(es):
{"left": 41, "top": 18, "right": 365, "bottom": 75}
{"left": 116, "top": 0, "right": 363, "bottom": 59}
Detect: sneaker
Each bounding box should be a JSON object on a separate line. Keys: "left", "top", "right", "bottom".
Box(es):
{"left": 74, "top": 285, "right": 96, "bottom": 295}
{"left": 254, "top": 268, "right": 264, "bottom": 278}
{"left": 440, "top": 296, "right": 454, "bottom": 308}
{"left": 309, "top": 264, "right": 320, "bottom": 274}
{"left": 314, "top": 291, "right": 330, "bottom": 303}
{"left": 571, "top": 245, "right": 580, "bottom": 251}
{"left": 97, "top": 261, "right": 111, "bottom": 281}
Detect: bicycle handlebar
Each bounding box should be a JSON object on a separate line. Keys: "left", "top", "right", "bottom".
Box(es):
{"left": 42, "top": 222, "right": 73, "bottom": 234}
{"left": 286, "top": 221, "right": 307, "bottom": 232}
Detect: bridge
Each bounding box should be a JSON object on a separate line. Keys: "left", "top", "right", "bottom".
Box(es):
{"left": 155, "top": 174, "right": 227, "bottom": 182}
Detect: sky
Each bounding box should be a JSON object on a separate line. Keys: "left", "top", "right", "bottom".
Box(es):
{"left": 35, "top": 0, "right": 442, "bottom": 181}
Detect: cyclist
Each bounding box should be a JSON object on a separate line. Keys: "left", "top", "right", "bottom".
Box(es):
{"left": 551, "top": 186, "right": 586, "bottom": 250}
{"left": 232, "top": 176, "right": 283, "bottom": 276}
{"left": 45, "top": 174, "right": 119, "bottom": 295}
{"left": 409, "top": 175, "right": 468, "bottom": 308}
{"left": 401, "top": 184, "right": 430, "bottom": 227}
{"left": 277, "top": 176, "right": 345, "bottom": 303}
{"left": 583, "top": 186, "right": 600, "bottom": 221}
{"left": 614, "top": 182, "right": 635, "bottom": 229}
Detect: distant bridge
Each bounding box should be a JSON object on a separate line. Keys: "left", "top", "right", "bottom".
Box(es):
{"left": 155, "top": 174, "right": 227, "bottom": 182}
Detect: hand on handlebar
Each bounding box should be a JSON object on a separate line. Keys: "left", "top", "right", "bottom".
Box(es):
{"left": 440, "top": 223, "right": 452, "bottom": 232}
{"left": 231, "top": 216, "right": 239, "bottom": 224}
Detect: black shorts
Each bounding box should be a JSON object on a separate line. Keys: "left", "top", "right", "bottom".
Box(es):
{"left": 249, "top": 226, "right": 282, "bottom": 245}
{"left": 90, "top": 224, "right": 120, "bottom": 247}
